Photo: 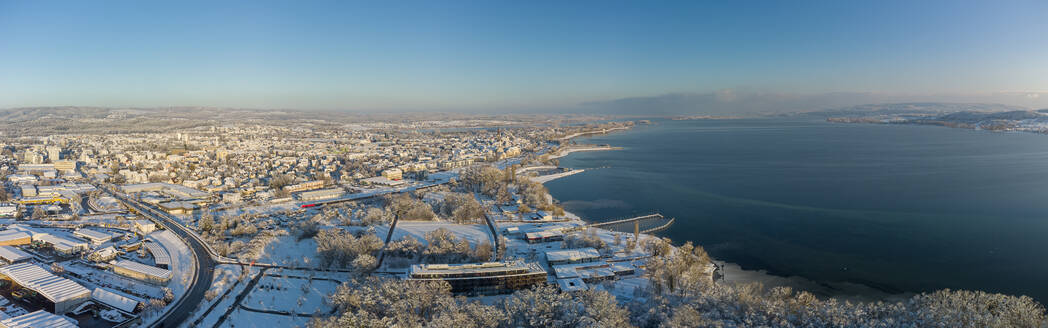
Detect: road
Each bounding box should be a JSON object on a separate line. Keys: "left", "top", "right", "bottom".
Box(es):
{"left": 103, "top": 186, "right": 216, "bottom": 328}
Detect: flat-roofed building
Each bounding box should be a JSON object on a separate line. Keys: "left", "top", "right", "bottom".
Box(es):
{"left": 0, "top": 203, "right": 17, "bottom": 217}
{"left": 32, "top": 234, "right": 88, "bottom": 254}
{"left": 524, "top": 230, "right": 564, "bottom": 243}
{"left": 120, "top": 182, "right": 209, "bottom": 199}
{"left": 0, "top": 310, "right": 78, "bottom": 328}
{"left": 112, "top": 260, "right": 172, "bottom": 284}
{"left": 91, "top": 288, "right": 141, "bottom": 314}
{"left": 131, "top": 220, "right": 156, "bottom": 235}
{"left": 73, "top": 229, "right": 118, "bottom": 246}
{"left": 545, "top": 248, "right": 601, "bottom": 266}
{"left": 0, "top": 230, "right": 31, "bottom": 246}
{"left": 382, "top": 168, "right": 403, "bottom": 180}
{"left": 19, "top": 185, "right": 36, "bottom": 197}
{"left": 0, "top": 263, "right": 91, "bottom": 314}
{"left": 0, "top": 246, "right": 31, "bottom": 264}
{"left": 407, "top": 261, "right": 547, "bottom": 295}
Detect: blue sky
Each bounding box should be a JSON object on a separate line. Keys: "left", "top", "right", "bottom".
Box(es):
{"left": 2, "top": 0, "right": 1047, "bottom": 112}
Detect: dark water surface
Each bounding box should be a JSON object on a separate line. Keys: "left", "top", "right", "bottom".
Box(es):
{"left": 546, "top": 119, "right": 1048, "bottom": 302}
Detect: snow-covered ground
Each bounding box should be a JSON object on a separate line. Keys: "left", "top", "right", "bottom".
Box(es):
{"left": 218, "top": 308, "right": 313, "bottom": 328}
{"left": 241, "top": 272, "right": 340, "bottom": 315}
{"left": 257, "top": 235, "right": 319, "bottom": 267}
{"left": 138, "top": 229, "right": 196, "bottom": 327}
{"left": 392, "top": 221, "right": 493, "bottom": 247}
{"left": 190, "top": 266, "right": 262, "bottom": 328}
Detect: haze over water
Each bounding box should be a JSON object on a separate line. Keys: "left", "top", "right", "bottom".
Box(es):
{"left": 546, "top": 119, "right": 1048, "bottom": 302}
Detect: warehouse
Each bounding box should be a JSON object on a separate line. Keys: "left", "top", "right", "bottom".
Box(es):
{"left": 0, "top": 230, "right": 31, "bottom": 246}
{"left": 0, "top": 246, "right": 32, "bottom": 264}
{"left": 92, "top": 287, "right": 141, "bottom": 314}
{"left": 0, "top": 310, "right": 78, "bottom": 328}
{"left": 112, "top": 260, "right": 172, "bottom": 284}
{"left": 73, "top": 228, "right": 118, "bottom": 246}
{"left": 0, "top": 263, "right": 91, "bottom": 314}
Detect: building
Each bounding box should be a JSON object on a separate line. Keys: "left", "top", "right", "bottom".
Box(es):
{"left": 120, "top": 182, "right": 209, "bottom": 199}
{"left": 0, "top": 230, "right": 31, "bottom": 246}
{"left": 282, "top": 180, "right": 324, "bottom": 193}
{"left": 0, "top": 310, "right": 78, "bottom": 328}
{"left": 157, "top": 201, "right": 198, "bottom": 215}
{"left": 144, "top": 241, "right": 170, "bottom": 268}
{"left": 545, "top": 248, "right": 601, "bottom": 266}
{"left": 91, "top": 288, "right": 141, "bottom": 314}
{"left": 132, "top": 220, "right": 156, "bottom": 234}
{"left": 0, "top": 203, "right": 17, "bottom": 217}
{"left": 524, "top": 230, "right": 564, "bottom": 243}
{"left": 0, "top": 263, "right": 91, "bottom": 314}
{"left": 73, "top": 228, "right": 118, "bottom": 246}
{"left": 32, "top": 234, "right": 89, "bottom": 255}
{"left": 88, "top": 246, "right": 119, "bottom": 262}
{"left": 52, "top": 160, "right": 76, "bottom": 172}
{"left": 112, "top": 260, "right": 172, "bottom": 284}
{"left": 382, "top": 168, "right": 403, "bottom": 180}
{"left": 407, "top": 261, "right": 547, "bottom": 295}
{"left": 0, "top": 245, "right": 32, "bottom": 264}
{"left": 297, "top": 188, "right": 345, "bottom": 201}
{"left": 19, "top": 185, "right": 36, "bottom": 197}
{"left": 551, "top": 262, "right": 616, "bottom": 283}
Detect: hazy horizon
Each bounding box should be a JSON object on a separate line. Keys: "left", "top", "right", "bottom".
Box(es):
{"left": 2, "top": 1, "right": 1048, "bottom": 113}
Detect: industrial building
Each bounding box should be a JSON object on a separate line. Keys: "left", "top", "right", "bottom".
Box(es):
{"left": 0, "top": 230, "right": 31, "bottom": 246}
{"left": 0, "top": 310, "right": 78, "bottom": 328}
{"left": 112, "top": 260, "right": 172, "bottom": 284}
{"left": 0, "top": 263, "right": 91, "bottom": 314}
{"left": 407, "top": 261, "right": 547, "bottom": 295}
{"left": 92, "top": 287, "right": 141, "bottom": 314}
{"left": 0, "top": 246, "right": 32, "bottom": 264}
{"left": 73, "top": 228, "right": 119, "bottom": 246}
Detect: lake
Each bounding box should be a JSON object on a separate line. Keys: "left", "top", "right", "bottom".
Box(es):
{"left": 545, "top": 118, "right": 1048, "bottom": 302}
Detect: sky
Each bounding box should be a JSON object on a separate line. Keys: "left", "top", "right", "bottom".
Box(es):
{"left": 2, "top": 0, "right": 1048, "bottom": 113}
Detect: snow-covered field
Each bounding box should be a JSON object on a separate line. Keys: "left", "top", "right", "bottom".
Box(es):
{"left": 241, "top": 273, "right": 340, "bottom": 315}
{"left": 257, "top": 235, "right": 319, "bottom": 267}
{"left": 392, "top": 221, "right": 493, "bottom": 246}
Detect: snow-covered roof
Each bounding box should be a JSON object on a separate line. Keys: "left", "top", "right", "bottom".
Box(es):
{"left": 0, "top": 230, "right": 30, "bottom": 243}
{"left": 0, "top": 246, "right": 31, "bottom": 263}
{"left": 73, "top": 228, "right": 116, "bottom": 242}
{"left": 92, "top": 287, "right": 141, "bottom": 313}
{"left": 0, "top": 310, "right": 77, "bottom": 328}
{"left": 113, "top": 260, "right": 172, "bottom": 280}
{"left": 143, "top": 242, "right": 170, "bottom": 266}
{"left": 0, "top": 263, "right": 91, "bottom": 304}
{"left": 545, "top": 248, "right": 601, "bottom": 264}
{"left": 557, "top": 278, "right": 588, "bottom": 292}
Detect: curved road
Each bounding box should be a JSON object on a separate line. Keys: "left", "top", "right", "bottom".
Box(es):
{"left": 104, "top": 186, "right": 215, "bottom": 328}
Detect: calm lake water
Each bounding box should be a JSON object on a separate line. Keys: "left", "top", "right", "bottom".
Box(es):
{"left": 546, "top": 118, "right": 1048, "bottom": 302}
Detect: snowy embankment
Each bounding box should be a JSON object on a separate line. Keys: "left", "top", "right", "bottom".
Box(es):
{"left": 527, "top": 169, "right": 585, "bottom": 184}
{"left": 548, "top": 147, "right": 620, "bottom": 160}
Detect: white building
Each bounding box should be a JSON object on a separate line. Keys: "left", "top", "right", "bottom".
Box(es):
{"left": 0, "top": 263, "right": 91, "bottom": 314}
{"left": 0, "top": 245, "right": 32, "bottom": 264}
{"left": 0, "top": 310, "right": 78, "bottom": 328}
{"left": 112, "top": 260, "right": 172, "bottom": 284}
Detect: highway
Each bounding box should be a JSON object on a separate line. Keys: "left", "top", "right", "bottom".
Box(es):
{"left": 102, "top": 185, "right": 216, "bottom": 328}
